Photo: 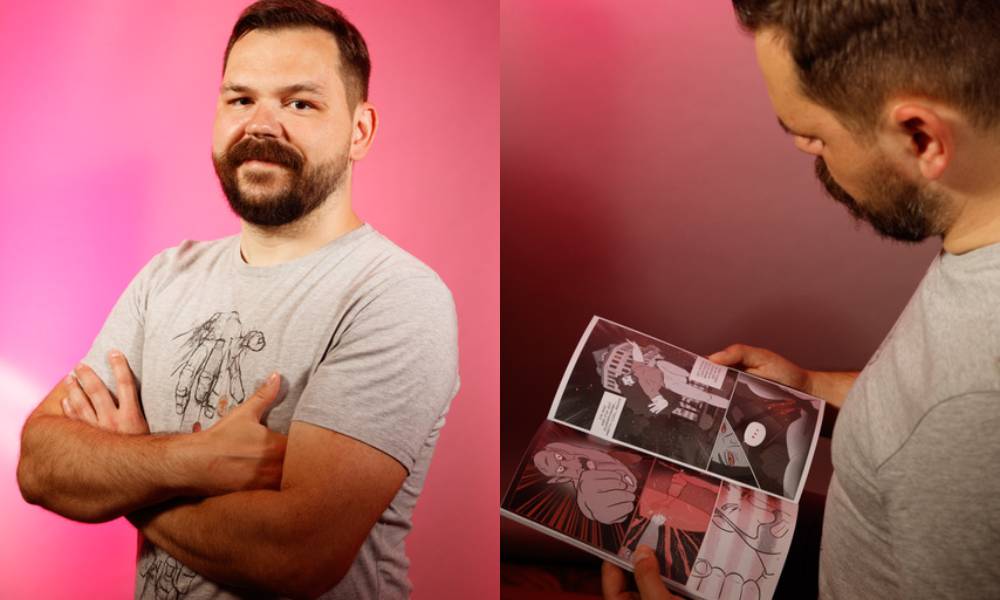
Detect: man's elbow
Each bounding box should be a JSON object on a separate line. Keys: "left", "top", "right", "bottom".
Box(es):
{"left": 276, "top": 550, "right": 352, "bottom": 599}
{"left": 17, "top": 454, "right": 119, "bottom": 524}
{"left": 16, "top": 454, "right": 43, "bottom": 507}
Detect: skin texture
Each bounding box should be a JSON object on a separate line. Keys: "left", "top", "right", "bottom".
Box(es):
{"left": 18, "top": 26, "right": 404, "bottom": 599}
{"left": 213, "top": 26, "right": 377, "bottom": 267}
{"left": 17, "top": 353, "right": 282, "bottom": 523}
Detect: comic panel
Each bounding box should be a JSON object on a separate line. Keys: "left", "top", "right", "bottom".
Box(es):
{"left": 551, "top": 317, "right": 737, "bottom": 470}
{"left": 501, "top": 421, "right": 655, "bottom": 554}
{"left": 618, "top": 460, "right": 722, "bottom": 587}
{"left": 686, "top": 482, "right": 798, "bottom": 600}
{"left": 707, "top": 373, "right": 822, "bottom": 500}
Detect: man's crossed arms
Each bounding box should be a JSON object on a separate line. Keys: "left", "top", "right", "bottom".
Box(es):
{"left": 17, "top": 350, "right": 406, "bottom": 599}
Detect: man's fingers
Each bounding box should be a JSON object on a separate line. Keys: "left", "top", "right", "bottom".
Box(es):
{"left": 707, "top": 344, "right": 746, "bottom": 366}
{"left": 601, "top": 560, "right": 633, "bottom": 600}
{"left": 73, "top": 363, "right": 118, "bottom": 422}
{"left": 632, "top": 545, "right": 673, "bottom": 599}
{"left": 108, "top": 350, "right": 140, "bottom": 415}
{"left": 64, "top": 379, "right": 99, "bottom": 426}
{"left": 708, "top": 343, "right": 768, "bottom": 369}
{"left": 242, "top": 373, "right": 282, "bottom": 421}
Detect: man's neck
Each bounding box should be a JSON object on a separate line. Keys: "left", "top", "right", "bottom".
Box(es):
{"left": 239, "top": 196, "right": 363, "bottom": 267}
{"left": 942, "top": 186, "right": 1000, "bottom": 255}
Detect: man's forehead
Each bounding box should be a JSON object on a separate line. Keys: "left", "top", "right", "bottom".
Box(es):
{"left": 224, "top": 27, "right": 344, "bottom": 88}
{"left": 220, "top": 80, "right": 328, "bottom": 96}
{"left": 753, "top": 29, "right": 828, "bottom": 134}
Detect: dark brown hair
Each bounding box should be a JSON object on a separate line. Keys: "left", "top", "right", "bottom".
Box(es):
{"left": 732, "top": 1, "right": 1000, "bottom": 133}
{"left": 223, "top": 0, "right": 371, "bottom": 107}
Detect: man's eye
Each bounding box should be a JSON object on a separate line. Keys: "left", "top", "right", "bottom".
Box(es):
{"left": 290, "top": 100, "right": 313, "bottom": 110}
{"left": 556, "top": 465, "right": 565, "bottom": 473}
{"left": 554, "top": 453, "right": 563, "bottom": 460}
{"left": 228, "top": 97, "right": 252, "bottom": 106}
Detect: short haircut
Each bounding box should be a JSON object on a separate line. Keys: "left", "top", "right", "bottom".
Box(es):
{"left": 732, "top": 1, "right": 1000, "bottom": 133}
{"left": 223, "top": 0, "right": 371, "bottom": 107}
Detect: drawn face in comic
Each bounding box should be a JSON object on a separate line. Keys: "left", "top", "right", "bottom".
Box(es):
{"left": 712, "top": 421, "right": 750, "bottom": 468}
{"left": 533, "top": 448, "right": 590, "bottom": 482}
{"left": 533, "top": 442, "right": 639, "bottom": 524}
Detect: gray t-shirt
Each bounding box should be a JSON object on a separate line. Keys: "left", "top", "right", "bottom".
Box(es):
{"left": 82, "top": 223, "right": 460, "bottom": 599}
{"left": 820, "top": 244, "right": 1000, "bottom": 599}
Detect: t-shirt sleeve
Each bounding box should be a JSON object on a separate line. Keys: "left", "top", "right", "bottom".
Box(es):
{"left": 879, "top": 392, "right": 1000, "bottom": 597}
{"left": 291, "top": 274, "right": 460, "bottom": 474}
{"left": 79, "top": 251, "right": 166, "bottom": 396}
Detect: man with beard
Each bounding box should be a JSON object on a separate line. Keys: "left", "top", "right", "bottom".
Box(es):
{"left": 603, "top": 1, "right": 1000, "bottom": 599}
{"left": 16, "top": 2, "right": 459, "bottom": 599}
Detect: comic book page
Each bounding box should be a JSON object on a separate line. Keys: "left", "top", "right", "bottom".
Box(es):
{"left": 548, "top": 316, "right": 825, "bottom": 502}
{"left": 501, "top": 421, "right": 798, "bottom": 600}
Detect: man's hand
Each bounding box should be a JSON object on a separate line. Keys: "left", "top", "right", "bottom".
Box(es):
{"left": 63, "top": 359, "right": 288, "bottom": 496}
{"left": 194, "top": 373, "right": 288, "bottom": 494}
{"left": 708, "top": 344, "right": 811, "bottom": 392}
{"left": 708, "top": 343, "right": 858, "bottom": 407}
{"left": 602, "top": 545, "right": 676, "bottom": 600}
{"left": 63, "top": 351, "right": 149, "bottom": 434}
{"left": 578, "top": 469, "right": 637, "bottom": 524}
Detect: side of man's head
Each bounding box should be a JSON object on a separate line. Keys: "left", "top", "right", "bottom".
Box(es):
{"left": 732, "top": 1, "right": 1000, "bottom": 244}
{"left": 212, "top": 0, "right": 377, "bottom": 228}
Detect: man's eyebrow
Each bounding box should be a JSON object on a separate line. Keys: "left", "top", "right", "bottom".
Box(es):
{"left": 219, "top": 82, "right": 327, "bottom": 96}
{"left": 777, "top": 116, "right": 807, "bottom": 137}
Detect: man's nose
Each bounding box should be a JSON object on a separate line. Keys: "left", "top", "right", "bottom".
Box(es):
{"left": 245, "top": 102, "right": 280, "bottom": 138}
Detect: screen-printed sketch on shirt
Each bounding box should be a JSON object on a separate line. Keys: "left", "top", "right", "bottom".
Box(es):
{"left": 172, "top": 311, "right": 266, "bottom": 431}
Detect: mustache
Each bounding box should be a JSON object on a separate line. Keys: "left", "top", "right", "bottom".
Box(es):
{"left": 224, "top": 138, "right": 304, "bottom": 172}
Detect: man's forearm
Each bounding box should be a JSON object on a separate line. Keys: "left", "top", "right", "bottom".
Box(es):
{"left": 18, "top": 414, "right": 203, "bottom": 523}
{"left": 131, "top": 490, "right": 340, "bottom": 599}
{"left": 806, "top": 370, "right": 860, "bottom": 408}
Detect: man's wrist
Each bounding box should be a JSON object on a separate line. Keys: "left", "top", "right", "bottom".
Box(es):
{"left": 160, "top": 431, "right": 213, "bottom": 496}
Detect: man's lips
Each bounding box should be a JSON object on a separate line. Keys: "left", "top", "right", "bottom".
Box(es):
{"left": 241, "top": 159, "right": 285, "bottom": 168}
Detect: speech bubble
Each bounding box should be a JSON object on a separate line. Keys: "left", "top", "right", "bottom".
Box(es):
{"left": 743, "top": 421, "right": 767, "bottom": 447}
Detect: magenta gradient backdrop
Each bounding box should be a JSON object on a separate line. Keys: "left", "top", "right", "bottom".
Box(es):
{"left": 0, "top": 1, "right": 497, "bottom": 598}
{"left": 501, "top": 0, "right": 939, "bottom": 505}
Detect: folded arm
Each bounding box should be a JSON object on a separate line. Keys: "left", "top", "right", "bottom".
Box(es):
{"left": 17, "top": 354, "right": 286, "bottom": 523}
{"left": 130, "top": 421, "right": 406, "bottom": 599}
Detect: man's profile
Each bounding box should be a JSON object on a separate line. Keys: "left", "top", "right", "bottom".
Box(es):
{"left": 602, "top": 1, "right": 1000, "bottom": 598}
{"left": 17, "top": 1, "right": 459, "bottom": 599}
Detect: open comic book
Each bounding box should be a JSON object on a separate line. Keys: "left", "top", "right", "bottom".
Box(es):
{"left": 501, "top": 317, "right": 825, "bottom": 600}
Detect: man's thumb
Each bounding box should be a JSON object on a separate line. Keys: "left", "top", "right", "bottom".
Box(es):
{"left": 243, "top": 372, "right": 282, "bottom": 420}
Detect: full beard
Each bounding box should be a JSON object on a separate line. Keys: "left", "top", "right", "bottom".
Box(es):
{"left": 212, "top": 137, "right": 348, "bottom": 228}
{"left": 814, "top": 156, "right": 950, "bottom": 243}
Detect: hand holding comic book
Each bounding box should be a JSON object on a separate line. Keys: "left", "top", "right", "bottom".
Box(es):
{"left": 707, "top": 344, "right": 811, "bottom": 394}
{"left": 502, "top": 317, "right": 824, "bottom": 600}
{"left": 602, "top": 545, "right": 676, "bottom": 600}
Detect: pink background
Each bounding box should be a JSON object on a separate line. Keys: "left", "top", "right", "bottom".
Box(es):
{"left": 0, "top": 1, "right": 497, "bottom": 598}
{"left": 501, "top": 0, "right": 938, "bottom": 525}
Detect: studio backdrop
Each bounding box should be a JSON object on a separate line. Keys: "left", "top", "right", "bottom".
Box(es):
{"left": 0, "top": 1, "right": 498, "bottom": 598}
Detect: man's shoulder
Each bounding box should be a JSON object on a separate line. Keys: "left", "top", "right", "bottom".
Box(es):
{"left": 349, "top": 227, "right": 454, "bottom": 302}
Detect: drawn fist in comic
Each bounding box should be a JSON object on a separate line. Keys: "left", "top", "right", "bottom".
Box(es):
{"left": 576, "top": 468, "right": 637, "bottom": 524}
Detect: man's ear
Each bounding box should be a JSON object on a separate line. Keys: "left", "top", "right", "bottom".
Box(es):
{"left": 349, "top": 101, "right": 378, "bottom": 161}
{"left": 888, "top": 102, "right": 953, "bottom": 181}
